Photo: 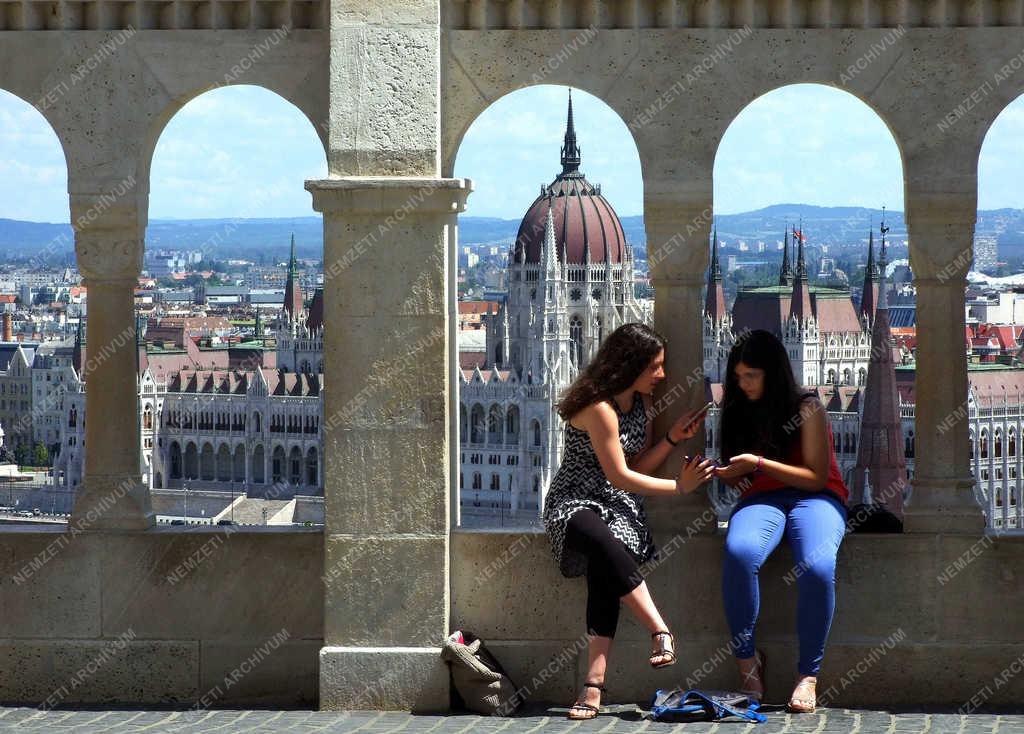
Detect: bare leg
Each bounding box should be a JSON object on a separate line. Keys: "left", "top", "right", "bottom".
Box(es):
{"left": 570, "top": 634, "right": 611, "bottom": 714}
{"left": 621, "top": 581, "right": 673, "bottom": 665}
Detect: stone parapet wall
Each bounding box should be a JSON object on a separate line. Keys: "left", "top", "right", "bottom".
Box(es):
{"left": 0, "top": 527, "right": 323, "bottom": 706}
{"left": 452, "top": 529, "right": 1024, "bottom": 706}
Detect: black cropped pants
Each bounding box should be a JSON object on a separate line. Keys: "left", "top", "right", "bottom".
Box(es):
{"left": 564, "top": 508, "right": 644, "bottom": 638}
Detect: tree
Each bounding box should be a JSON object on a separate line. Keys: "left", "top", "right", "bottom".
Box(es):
{"left": 14, "top": 444, "right": 30, "bottom": 467}
{"left": 33, "top": 442, "right": 50, "bottom": 467}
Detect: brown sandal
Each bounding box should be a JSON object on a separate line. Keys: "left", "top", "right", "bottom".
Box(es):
{"left": 567, "top": 682, "right": 605, "bottom": 720}
{"left": 650, "top": 630, "right": 677, "bottom": 668}
{"left": 739, "top": 648, "right": 767, "bottom": 703}
{"left": 786, "top": 675, "right": 817, "bottom": 713}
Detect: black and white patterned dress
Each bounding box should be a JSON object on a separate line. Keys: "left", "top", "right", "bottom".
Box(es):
{"left": 542, "top": 391, "right": 657, "bottom": 578}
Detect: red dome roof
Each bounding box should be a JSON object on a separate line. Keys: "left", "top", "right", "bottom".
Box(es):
{"left": 514, "top": 176, "right": 628, "bottom": 265}
{"left": 512, "top": 88, "right": 628, "bottom": 266}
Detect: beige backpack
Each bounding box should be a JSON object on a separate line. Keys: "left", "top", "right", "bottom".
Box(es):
{"left": 441, "top": 630, "right": 522, "bottom": 715}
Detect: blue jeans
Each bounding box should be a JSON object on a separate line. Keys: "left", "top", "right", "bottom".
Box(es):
{"left": 721, "top": 488, "right": 847, "bottom": 676}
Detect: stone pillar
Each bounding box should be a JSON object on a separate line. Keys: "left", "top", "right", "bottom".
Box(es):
{"left": 643, "top": 193, "right": 716, "bottom": 532}
{"left": 904, "top": 192, "right": 985, "bottom": 533}
{"left": 70, "top": 192, "right": 155, "bottom": 530}
{"left": 307, "top": 176, "right": 472, "bottom": 711}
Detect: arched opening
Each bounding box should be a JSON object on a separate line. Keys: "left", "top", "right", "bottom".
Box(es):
{"left": 184, "top": 442, "right": 199, "bottom": 480}
{"left": 451, "top": 85, "right": 643, "bottom": 529}
{"left": 289, "top": 446, "right": 302, "bottom": 485}
{"left": 306, "top": 447, "right": 318, "bottom": 487}
{"left": 233, "top": 445, "right": 246, "bottom": 483}
{"left": 170, "top": 442, "right": 183, "bottom": 480}
{"left": 252, "top": 445, "right": 265, "bottom": 484}
{"left": 200, "top": 443, "right": 215, "bottom": 481}
{"left": 272, "top": 446, "right": 286, "bottom": 484}
{"left": 216, "top": 444, "right": 232, "bottom": 482}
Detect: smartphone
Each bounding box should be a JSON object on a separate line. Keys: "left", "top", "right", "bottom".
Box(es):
{"left": 684, "top": 401, "right": 714, "bottom": 428}
{"left": 683, "top": 454, "right": 721, "bottom": 467}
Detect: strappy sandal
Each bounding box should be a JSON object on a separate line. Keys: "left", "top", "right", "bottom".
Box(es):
{"left": 739, "top": 648, "right": 767, "bottom": 703}
{"left": 567, "top": 681, "right": 605, "bottom": 720}
{"left": 786, "top": 675, "right": 817, "bottom": 713}
{"left": 650, "top": 630, "right": 677, "bottom": 668}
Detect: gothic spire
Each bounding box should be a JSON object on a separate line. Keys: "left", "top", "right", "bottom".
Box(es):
{"left": 705, "top": 225, "right": 727, "bottom": 321}
{"left": 779, "top": 225, "right": 794, "bottom": 286}
{"left": 560, "top": 89, "right": 582, "bottom": 176}
{"left": 860, "top": 229, "right": 879, "bottom": 321}
{"left": 283, "top": 232, "right": 303, "bottom": 322}
{"left": 794, "top": 221, "right": 808, "bottom": 282}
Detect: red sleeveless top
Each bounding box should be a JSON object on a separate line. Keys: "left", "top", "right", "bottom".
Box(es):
{"left": 738, "top": 414, "right": 849, "bottom": 504}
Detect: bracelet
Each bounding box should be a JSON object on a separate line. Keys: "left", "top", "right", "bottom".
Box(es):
{"left": 756, "top": 455, "right": 763, "bottom": 471}
{"left": 665, "top": 432, "right": 679, "bottom": 447}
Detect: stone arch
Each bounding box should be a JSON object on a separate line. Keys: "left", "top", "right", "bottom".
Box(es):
{"left": 444, "top": 83, "right": 644, "bottom": 180}
{"left": 272, "top": 445, "right": 286, "bottom": 484}
{"left": 184, "top": 441, "right": 199, "bottom": 480}
{"left": 487, "top": 403, "right": 503, "bottom": 444}
{"left": 216, "top": 444, "right": 231, "bottom": 481}
{"left": 470, "top": 403, "right": 485, "bottom": 443}
{"left": 289, "top": 446, "right": 303, "bottom": 485}
{"left": 251, "top": 444, "right": 265, "bottom": 484}
{"left": 233, "top": 444, "right": 246, "bottom": 482}
{"left": 170, "top": 441, "right": 183, "bottom": 480}
{"left": 200, "top": 442, "right": 215, "bottom": 480}
{"left": 306, "top": 447, "right": 318, "bottom": 486}
{"left": 140, "top": 83, "right": 327, "bottom": 199}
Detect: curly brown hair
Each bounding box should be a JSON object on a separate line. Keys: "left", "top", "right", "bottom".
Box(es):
{"left": 556, "top": 322, "right": 667, "bottom": 421}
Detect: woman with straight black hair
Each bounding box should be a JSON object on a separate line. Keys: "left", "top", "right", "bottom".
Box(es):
{"left": 543, "top": 322, "right": 716, "bottom": 720}
{"left": 712, "top": 329, "right": 849, "bottom": 713}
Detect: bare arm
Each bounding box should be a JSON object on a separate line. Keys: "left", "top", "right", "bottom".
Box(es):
{"left": 574, "top": 401, "right": 680, "bottom": 497}
{"left": 757, "top": 398, "right": 831, "bottom": 491}
{"left": 628, "top": 394, "right": 709, "bottom": 475}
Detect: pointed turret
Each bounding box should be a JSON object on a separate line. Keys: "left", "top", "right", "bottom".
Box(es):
{"left": 851, "top": 248, "right": 906, "bottom": 521}
{"left": 860, "top": 229, "right": 879, "bottom": 320}
{"left": 704, "top": 225, "right": 727, "bottom": 321}
{"left": 779, "top": 225, "right": 794, "bottom": 286}
{"left": 542, "top": 200, "right": 559, "bottom": 278}
{"left": 789, "top": 225, "right": 813, "bottom": 321}
{"left": 283, "top": 233, "right": 303, "bottom": 322}
{"left": 560, "top": 89, "right": 582, "bottom": 176}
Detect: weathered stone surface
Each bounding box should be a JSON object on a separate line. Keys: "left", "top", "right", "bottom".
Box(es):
{"left": 324, "top": 429, "right": 447, "bottom": 535}
{"left": 0, "top": 530, "right": 103, "bottom": 639}
{"left": 0, "top": 639, "right": 197, "bottom": 704}
{"left": 323, "top": 535, "right": 447, "bottom": 647}
{"left": 200, "top": 639, "right": 320, "bottom": 707}
{"left": 100, "top": 529, "right": 323, "bottom": 641}
{"left": 319, "top": 646, "right": 449, "bottom": 712}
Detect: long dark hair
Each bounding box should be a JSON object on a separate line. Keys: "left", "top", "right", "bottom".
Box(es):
{"left": 557, "top": 322, "right": 666, "bottom": 421}
{"left": 719, "top": 329, "right": 812, "bottom": 461}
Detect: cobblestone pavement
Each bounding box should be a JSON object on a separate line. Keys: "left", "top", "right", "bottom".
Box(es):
{"left": 2, "top": 705, "right": 1024, "bottom": 733}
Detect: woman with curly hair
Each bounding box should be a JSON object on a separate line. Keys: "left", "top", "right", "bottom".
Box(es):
{"left": 713, "top": 329, "right": 850, "bottom": 714}
{"left": 543, "top": 322, "right": 716, "bottom": 720}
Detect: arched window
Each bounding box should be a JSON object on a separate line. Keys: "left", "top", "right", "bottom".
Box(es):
{"left": 488, "top": 405, "right": 503, "bottom": 444}
{"left": 272, "top": 446, "right": 285, "bottom": 483}
{"left": 995, "top": 428, "right": 1003, "bottom": 458}
{"left": 505, "top": 405, "right": 520, "bottom": 445}
{"left": 858, "top": 368, "right": 867, "bottom": 386}
{"left": 1011, "top": 429, "right": 1017, "bottom": 457}
{"left": 170, "top": 442, "right": 182, "bottom": 480}
{"left": 843, "top": 368, "right": 851, "bottom": 385}
{"left": 289, "top": 446, "right": 302, "bottom": 485}
{"left": 472, "top": 472, "right": 481, "bottom": 490}
{"left": 490, "top": 473, "right": 500, "bottom": 490}
{"left": 252, "top": 445, "right": 265, "bottom": 484}
{"left": 459, "top": 404, "right": 467, "bottom": 443}
{"left": 595, "top": 316, "right": 603, "bottom": 347}
{"left": 470, "top": 404, "right": 485, "bottom": 444}
{"left": 827, "top": 369, "right": 836, "bottom": 384}
{"left": 533, "top": 476, "right": 540, "bottom": 493}
{"left": 981, "top": 429, "right": 989, "bottom": 459}
{"left": 569, "top": 315, "right": 583, "bottom": 367}
{"left": 970, "top": 431, "right": 975, "bottom": 460}
{"left": 532, "top": 419, "right": 542, "bottom": 447}
{"left": 306, "top": 447, "right": 318, "bottom": 486}
{"left": 143, "top": 404, "right": 153, "bottom": 430}
{"left": 905, "top": 430, "right": 915, "bottom": 458}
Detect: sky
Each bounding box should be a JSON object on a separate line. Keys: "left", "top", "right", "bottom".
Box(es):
{"left": 1, "top": 82, "right": 1023, "bottom": 223}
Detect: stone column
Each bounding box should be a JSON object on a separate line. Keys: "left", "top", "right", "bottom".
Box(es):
{"left": 70, "top": 192, "right": 155, "bottom": 530}
{"left": 644, "top": 193, "right": 716, "bottom": 533}
{"left": 308, "top": 176, "right": 472, "bottom": 712}
{"left": 904, "top": 191, "right": 985, "bottom": 533}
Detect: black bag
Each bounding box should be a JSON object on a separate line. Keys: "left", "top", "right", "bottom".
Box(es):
{"left": 846, "top": 502, "right": 903, "bottom": 533}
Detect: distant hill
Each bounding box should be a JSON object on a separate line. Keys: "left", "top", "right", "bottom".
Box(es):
{"left": 3, "top": 204, "right": 1024, "bottom": 263}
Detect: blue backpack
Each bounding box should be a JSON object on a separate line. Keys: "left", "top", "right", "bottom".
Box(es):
{"left": 649, "top": 688, "right": 767, "bottom": 723}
